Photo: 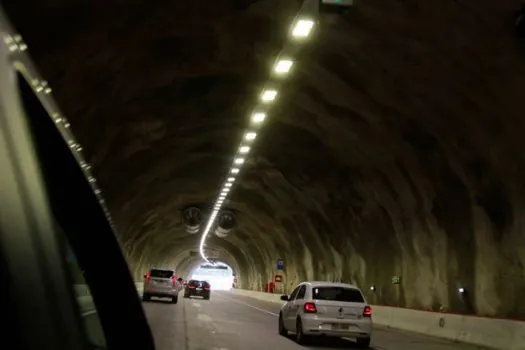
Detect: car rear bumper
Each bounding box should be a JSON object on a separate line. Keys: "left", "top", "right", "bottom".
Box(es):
{"left": 144, "top": 287, "right": 178, "bottom": 297}
{"left": 184, "top": 290, "right": 210, "bottom": 298}
{"left": 302, "top": 316, "right": 372, "bottom": 338}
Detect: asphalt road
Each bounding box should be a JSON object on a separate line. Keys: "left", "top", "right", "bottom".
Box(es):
{"left": 142, "top": 290, "right": 487, "bottom": 350}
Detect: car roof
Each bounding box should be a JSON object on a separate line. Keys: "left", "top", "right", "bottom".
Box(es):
{"left": 303, "top": 281, "right": 361, "bottom": 289}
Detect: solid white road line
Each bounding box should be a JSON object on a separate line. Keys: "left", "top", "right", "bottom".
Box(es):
{"left": 215, "top": 292, "right": 279, "bottom": 317}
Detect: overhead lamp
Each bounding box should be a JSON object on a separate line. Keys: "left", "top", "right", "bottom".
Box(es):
{"left": 239, "top": 146, "right": 250, "bottom": 153}
{"left": 245, "top": 132, "right": 257, "bottom": 141}
{"left": 227, "top": 177, "right": 235, "bottom": 182}
{"left": 274, "top": 59, "right": 294, "bottom": 74}
{"left": 222, "top": 188, "right": 230, "bottom": 193}
{"left": 234, "top": 157, "right": 245, "bottom": 165}
{"left": 252, "top": 112, "right": 266, "bottom": 123}
{"left": 261, "top": 89, "right": 277, "bottom": 102}
{"left": 231, "top": 168, "right": 240, "bottom": 174}
{"left": 225, "top": 183, "right": 232, "bottom": 187}
{"left": 292, "top": 19, "right": 315, "bottom": 38}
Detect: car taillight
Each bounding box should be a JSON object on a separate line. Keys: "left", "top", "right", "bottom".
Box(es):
{"left": 145, "top": 272, "right": 151, "bottom": 283}
{"left": 304, "top": 302, "right": 317, "bottom": 313}
{"left": 171, "top": 276, "right": 176, "bottom": 287}
{"left": 188, "top": 285, "right": 196, "bottom": 289}
{"left": 363, "top": 306, "right": 372, "bottom": 317}
{"left": 204, "top": 285, "right": 210, "bottom": 290}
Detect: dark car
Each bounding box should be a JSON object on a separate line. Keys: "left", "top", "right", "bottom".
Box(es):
{"left": 184, "top": 280, "right": 211, "bottom": 299}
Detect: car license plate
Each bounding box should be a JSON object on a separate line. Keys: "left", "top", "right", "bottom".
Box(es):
{"left": 332, "top": 324, "right": 349, "bottom": 330}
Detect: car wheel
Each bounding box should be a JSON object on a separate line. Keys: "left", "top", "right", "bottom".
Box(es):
{"left": 142, "top": 293, "right": 150, "bottom": 302}
{"left": 356, "top": 336, "right": 371, "bottom": 348}
{"left": 295, "top": 318, "right": 307, "bottom": 344}
{"left": 171, "top": 296, "right": 178, "bottom": 304}
{"left": 278, "top": 313, "right": 288, "bottom": 336}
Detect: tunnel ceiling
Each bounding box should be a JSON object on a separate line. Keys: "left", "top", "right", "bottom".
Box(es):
{"left": 6, "top": 0, "right": 525, "bottom": 316}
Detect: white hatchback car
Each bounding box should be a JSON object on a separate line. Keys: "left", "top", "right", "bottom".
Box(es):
{"left": 278, "top": 281, "right": 372, "bottom": 348}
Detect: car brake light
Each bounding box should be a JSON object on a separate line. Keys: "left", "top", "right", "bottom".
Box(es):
{"left": 171, "top": 276, "right": 177, "bottom": 287}
{"left": 363, "top": 306, "right": 372, "bottom": 317}
{"left": 145, "top": 272, "right": 151, "bottom": 283}
{"left": 304, "top": 302, "right": 317, "bottom": 313}
{"left": 188, "top": 285, "right": 196, "bottom": 289}
{"left": 204, "top": 285, "right": 210, "bottom": 290}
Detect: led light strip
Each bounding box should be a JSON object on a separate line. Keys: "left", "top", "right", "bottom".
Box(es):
{"left": 199, "top": 14, "right": 317, "bottom": 263}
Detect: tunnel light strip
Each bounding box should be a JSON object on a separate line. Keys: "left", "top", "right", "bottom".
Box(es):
{"left": 199, "top": 1, "right": 318, "bottom": 263}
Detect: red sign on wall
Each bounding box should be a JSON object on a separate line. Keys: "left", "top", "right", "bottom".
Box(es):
{"left": 275, "top": 274, "right": 283, "bottom": 283}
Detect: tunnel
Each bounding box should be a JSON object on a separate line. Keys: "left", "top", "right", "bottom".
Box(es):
{"left": 5, "top": 0, "right": 525, "bottom": 321}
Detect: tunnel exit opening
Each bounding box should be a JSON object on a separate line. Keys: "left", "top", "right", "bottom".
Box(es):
{"left": 190, "top": 261, "right": 234, "bottom": 291}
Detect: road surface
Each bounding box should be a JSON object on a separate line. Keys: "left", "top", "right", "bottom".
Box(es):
{"left": 143, "top": 290, "right": 487, "bottom": 350}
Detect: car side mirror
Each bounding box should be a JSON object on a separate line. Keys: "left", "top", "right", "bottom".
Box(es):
{"left": 280, "top": 295, "right": 289, "bottom": 301}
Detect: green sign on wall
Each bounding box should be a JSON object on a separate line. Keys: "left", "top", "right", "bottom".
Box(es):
{"left": 391, "top": 276, "right": 401, "bottom": 284}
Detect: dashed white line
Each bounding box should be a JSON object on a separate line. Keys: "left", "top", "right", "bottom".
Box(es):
{"left": 215, "top": 293, "right": 279, "bottom": 317}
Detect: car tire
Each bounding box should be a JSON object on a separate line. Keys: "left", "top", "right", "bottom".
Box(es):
{"left": 278, "top": 313, "right": 288, "bottom": 336}
{"left": 295, "top": 318, "right": 308, "bottom": 344}
{"left": 356, "top": 336, "right": 371, "bottom": 348}
{"left": 171, "top": 296, "right": 178, "bottom": 304}
{"left": 142, "top": 294, "right": 150, "bottom": 302}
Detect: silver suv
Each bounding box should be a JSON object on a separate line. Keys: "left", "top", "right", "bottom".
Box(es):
{"left": 142, "top": 269, "right": 180, "bottom": 303}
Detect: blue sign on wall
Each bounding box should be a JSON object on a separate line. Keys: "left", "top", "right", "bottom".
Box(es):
{"left": 277, "top": 258, "right": 285, "bottom": 270}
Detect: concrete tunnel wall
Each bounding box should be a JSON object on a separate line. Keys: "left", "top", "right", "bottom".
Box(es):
{"left": 5, "top": 0, "right": 525, "bottom": 319}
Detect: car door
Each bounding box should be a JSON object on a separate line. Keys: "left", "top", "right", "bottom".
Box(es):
{"left": 284, "top": 285, "right": 302, "bottom": 329}
{"left": 290, "top": 285, "right": 307, "bottom": 330}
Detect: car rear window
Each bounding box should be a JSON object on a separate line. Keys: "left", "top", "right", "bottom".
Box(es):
{"left": 150, "top": 269, "right": 174, "bottom": 278}
{"left": 312, "top": 286, "right": 365, "bottom": 303}
{"left": 188, "top": 280, "right": 200, "bottom": 285}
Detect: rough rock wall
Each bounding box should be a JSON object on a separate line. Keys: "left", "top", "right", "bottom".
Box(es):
{"left": 4, "top": 0, "right": 525, "bottom": 318}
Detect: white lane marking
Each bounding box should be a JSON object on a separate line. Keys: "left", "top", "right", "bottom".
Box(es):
{"left": 197, "top": 314, "right": 213, "bottom": 322}
{"left": 216, "top": 293, "right": 279, "bottom": 317}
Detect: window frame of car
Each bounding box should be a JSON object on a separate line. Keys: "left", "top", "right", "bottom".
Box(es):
{"left": 296, "top": 285, "right": 307, "bottom": 300}
{"left": 288, "top": 284, "right": 303, "bottom": 301}
{"left": 0, "top": 12, "right": 155, "bottom": 350}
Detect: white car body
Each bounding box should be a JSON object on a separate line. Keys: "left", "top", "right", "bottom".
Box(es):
{"left": 278, "top": 281, "right": 372, "bottom": 347}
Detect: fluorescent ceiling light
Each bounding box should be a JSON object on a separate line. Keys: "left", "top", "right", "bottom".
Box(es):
{"left": 225, "top": 183, "right": 232, "bottom": 187}
{"left": 239, "top": 146, "right": 250, "bottom": 153}
{"left": 227, "top": 177, "right": 235, "bottom": 182}
{"left": 252, "top": 112, "right": 266, "bottom": 123}
{"left": 274, "top": 59, "right": 294, "bottom": 74}
{"left": 292, "top": 19, "right": 315, "bottom": 38}
{"left": 234, "top": 158, "right": 245, "bottom": 165}
{"left": 231, "top": 168, "right": 240, "bottom": 174}
{"left": 261, "top": 89, "right": 277, "bottom": 102}
{"left": 245, "top": 132, "right": 257, "bottom": 141}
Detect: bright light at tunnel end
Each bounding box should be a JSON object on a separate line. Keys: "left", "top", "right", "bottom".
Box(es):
{"left": 199, "top": 3, "right": 316, "bottom": 263}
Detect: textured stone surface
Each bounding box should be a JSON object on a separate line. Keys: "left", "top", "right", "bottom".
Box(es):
{"left": 5, "top": 0, "right": 525, "bottom": 318}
